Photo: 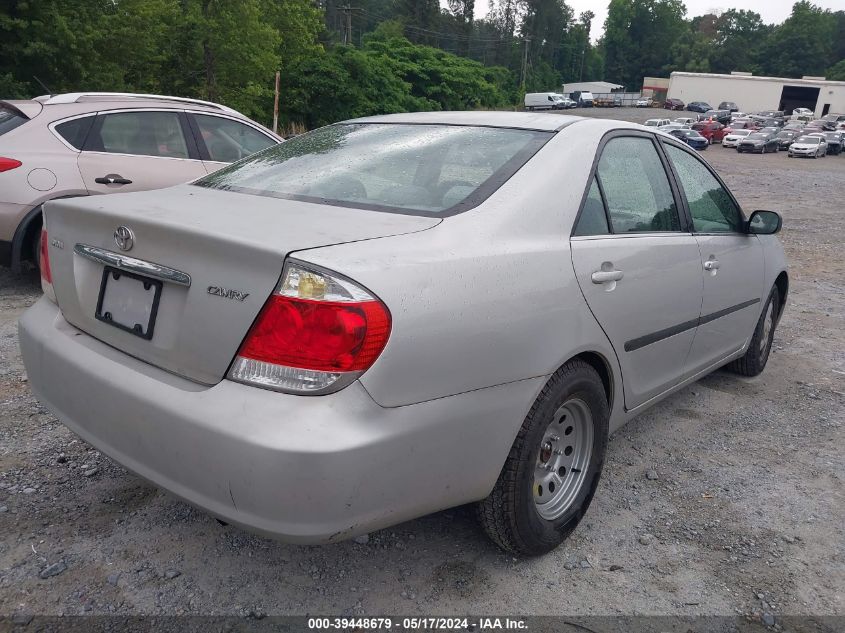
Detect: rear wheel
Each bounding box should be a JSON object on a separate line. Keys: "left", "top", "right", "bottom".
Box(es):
{"left": 728, "top": 286, "right": 780, "bottom": 377}
{"left": 477, "top": 360, "right": 609, "bottom": 556}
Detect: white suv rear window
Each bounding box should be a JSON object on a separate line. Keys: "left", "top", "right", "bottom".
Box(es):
{"left": 0, "top": 106, "right": 27, "bottom": 137}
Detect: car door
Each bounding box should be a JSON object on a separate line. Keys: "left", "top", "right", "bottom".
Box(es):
{"left": 77, "top": 109, "right": 206, "bottom": 194}
{"left": 187, "top": 113, "right": 278, "bottom": 174}
{"left": 661, "top": 142, "right": 765, "bottom": 378}
{"left": 570, "top": 133, "right": 703, "bottom": 410}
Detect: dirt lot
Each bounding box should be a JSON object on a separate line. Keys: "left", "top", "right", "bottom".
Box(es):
{"left": 0, "top": 108, "right": 843, "bottom": 620}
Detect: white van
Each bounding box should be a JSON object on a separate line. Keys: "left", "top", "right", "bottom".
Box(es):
{"left": 524, "top": 92, "right": 566, "bottom": 111}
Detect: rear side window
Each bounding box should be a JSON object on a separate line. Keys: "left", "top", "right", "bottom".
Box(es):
{"left": 0, "top": 106, "right": 27, "bottom": 136}
{"left": 195, "top": 123, "right": 552, "bottom": 216}
{"left": 88, "top": 111, "right": 189, "bottom": 158}
{"left": 596, "top": 136, "right": 680, "bottom": 233}
{"left": 664, "top": 145, "right": 743, "bottom": 233}
{"left": 54, "top": 116, "right": 94, "bottom": 149}
{"left": 573, "top": 177, "right": 609, "bottom": 236}
{"left": 192, "top": 114, "right": 276, "bottom": 163}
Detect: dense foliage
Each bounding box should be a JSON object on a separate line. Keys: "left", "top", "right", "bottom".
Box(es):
{"left": 1, "top": 0, "right": 843, "bottom": 130}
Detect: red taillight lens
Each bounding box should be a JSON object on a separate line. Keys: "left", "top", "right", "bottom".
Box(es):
{"left": 239, "top": 296, "right": 390, "bottom": 372}
{"left": 39, "top": 229, "right": 52, "bottom": 284}
{"left": 0, "top": 157, "right": 22, "bottom": 173}
{"left": 228, "top": 260, "right": 391, "bottom": 394}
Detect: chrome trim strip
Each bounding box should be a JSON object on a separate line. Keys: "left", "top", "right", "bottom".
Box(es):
{"left": 73, "top": 244, "right": 191, "bottom": 287}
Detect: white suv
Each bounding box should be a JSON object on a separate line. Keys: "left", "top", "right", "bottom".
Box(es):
{"left": 0, "top": 92, "right": 281, "bottom": 272}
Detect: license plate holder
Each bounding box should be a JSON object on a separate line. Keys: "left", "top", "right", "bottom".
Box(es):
{"left": 95, "top": 266, "right": 163, "bottom": 340}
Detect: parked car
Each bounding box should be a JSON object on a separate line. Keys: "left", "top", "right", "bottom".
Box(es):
{"left": 775, "top": 130, "right": 799, "bottom": 150}
{"left": 727, "top": 119, "right": 757, "bottom": 131}
{"left": 820, "top": 114, "right": 845, "bottom": 131}
{"left": 821, "top": 132, "right": 842, "bottom": 155}
{"left": 737, "top": 132, "right": 779, "bottom": 154}
{"left": 525, "top": 92, "right": 568, "bottom": 111}
{"left": 673, "top": 117, "right": 697, "bottom": 126}
{"left": 636, "top": 97, "right": 653, "bottom": 107}
{"left": 686, "top": 101, "right": 712, "bottom": 113}
{"left": 0, "top": 92, "right": 281, "bottom": 273}
{"left": 570, "top": 91, "right": 594, "bottom": 107}
{"left": 691, "top": 121, "right": 726, "bottom": 144}
{"left": 20, "top": 111, "right": 788, "bottom": 555}
{"left": 702, "top": 110, "right": 732, "bottom": 125}
{"left": 664, "top": 98, "right": 685, "bottom": 110}
{"left": 788, "top": 135, "right": 826, "bottom": 158}
{"left": 666, "top": 128, "right": 708, "bottom": 150}
{"left": 722, "top": 129, "right": 752, "bottom": 148}
{"left": 758, "top": 110, "right": 786, "bottom": 121}
{"left": 807, "top": 119, "right": 835, "bottom": 130}
{"left": 791, "top": 107, "right": 813, "bottom": 117}
{"left": 644, "top": 118, "right": 671, "bottom": 128}
{"left": 718, "top": 101, "right": 739, "bottom": 112}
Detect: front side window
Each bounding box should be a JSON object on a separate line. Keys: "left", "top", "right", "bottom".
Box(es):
{"left": 195, "top": 123, "right": 551, "bottom": 216}
{"left": 665, "top": 145, "right": 743, "bottom": 233}
{"left": 90, "top": 111, "right": 189, "bottom": 158}
{"left": 595, "top": 136, "right": 680, "bottom": 233}
{"left": 193, "top": 114, "right": 276, "bottom": 163}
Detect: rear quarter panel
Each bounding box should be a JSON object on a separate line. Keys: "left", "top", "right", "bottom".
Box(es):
{"left": 296, "top": 119, "right": 626, "bottom": 415}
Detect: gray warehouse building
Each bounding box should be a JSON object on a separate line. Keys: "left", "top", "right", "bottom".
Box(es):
{"left": 667, "top": 71, "right": 845, "bottom": 117}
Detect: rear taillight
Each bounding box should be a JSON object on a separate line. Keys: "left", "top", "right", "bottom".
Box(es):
{"left": 228, "top": 261, "right": 391, "bottom": 394}
{"left": 39, "top": 229, "right": 56, "bottom": 303}
{"left": 0, "top": 157, "right": 22, "bottom": 173}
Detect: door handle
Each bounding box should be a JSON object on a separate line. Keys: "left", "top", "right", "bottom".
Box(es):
{"left": 591, "top": 269, "right": 624, "bottom": 284}
{"left": 703, "top": 259, "right": 721, "bottom": 271}
{"left": 94, "top": 175, "right": 133, "bottom": 185}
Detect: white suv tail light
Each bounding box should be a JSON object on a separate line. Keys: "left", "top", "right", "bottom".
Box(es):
{"left": 228, "top": 260, "right": 391, "bottom": 394}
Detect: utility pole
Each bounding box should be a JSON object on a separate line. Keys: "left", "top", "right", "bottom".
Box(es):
{"left": 342, "top": 5, "right": 352, "bottom": 45}
{"left": 272, "top": 70, "right": 280, "bottom": 135}
{"left": 520, "top": 38, "right": 531, "bottom": 92}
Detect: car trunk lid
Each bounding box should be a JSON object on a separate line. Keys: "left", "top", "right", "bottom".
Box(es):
{"left": 44, "top": 185, "right": 440, "bottom": 384}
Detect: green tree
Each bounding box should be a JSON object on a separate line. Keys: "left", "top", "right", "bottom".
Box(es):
{"left": 761, "top": 2, "right": 836, "bottom": 78}
{"left": 827, "top": 59, "right": 845, "bottom": 81}
{"left": 603, "top": 0, "right": 687, "bottom": 90}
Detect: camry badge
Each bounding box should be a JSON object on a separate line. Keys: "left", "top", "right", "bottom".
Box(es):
{"left": 113, "top": 226, "right": 135, "bottom": 251}
{"left": 207, "top": 286, "right": 250, "bottom": 302}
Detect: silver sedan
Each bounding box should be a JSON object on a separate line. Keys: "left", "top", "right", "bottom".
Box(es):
{"left": 20, "top": 112, "right": 788, "bottom": 555}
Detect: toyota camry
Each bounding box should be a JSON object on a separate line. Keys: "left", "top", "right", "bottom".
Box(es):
{"left": 20, "top": 112, "right": 788, "bottom": 555}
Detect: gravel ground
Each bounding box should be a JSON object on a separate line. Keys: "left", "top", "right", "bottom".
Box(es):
{"left": 0, "top": 108, "right": 843, "bottom": 620}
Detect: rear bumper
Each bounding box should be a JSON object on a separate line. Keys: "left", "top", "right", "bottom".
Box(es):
{"left": 19, "top": 298, "right": 540, "bottom": 543}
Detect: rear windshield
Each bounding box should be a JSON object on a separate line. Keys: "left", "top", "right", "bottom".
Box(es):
{"left": 0, "top": 106, "right": 27, "bottom": 137}
{"left": 194, "top": 123, "right": 552, "bottom": 216}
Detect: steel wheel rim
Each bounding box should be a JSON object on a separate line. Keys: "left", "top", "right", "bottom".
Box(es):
{"left": 759, "top": 301, "right": 774, "bottom": 359}
{"left": 533, "top": 398, "right": 594, "bottom": 520}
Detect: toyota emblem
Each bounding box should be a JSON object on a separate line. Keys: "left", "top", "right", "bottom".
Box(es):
{"left": 114, "top": 225, "right": 135, "bottom": 251}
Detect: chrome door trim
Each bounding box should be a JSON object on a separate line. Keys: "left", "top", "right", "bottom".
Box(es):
{"left": 73, "top": 244, "right": 191, "bottom": 287}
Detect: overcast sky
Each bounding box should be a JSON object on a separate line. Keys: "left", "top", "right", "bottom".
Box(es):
{"left": 467, "top": 0, "right": 844, "bottom": 42}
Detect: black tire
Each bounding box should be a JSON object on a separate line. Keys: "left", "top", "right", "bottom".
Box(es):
{"left": 728, "top": 286, "right": 780, "bottom": 377}
{"left": 28, "top": 226, "right": 42, "bottom": 273}
{"left": 477, "top": 360, "right": 609, "bottom": 556}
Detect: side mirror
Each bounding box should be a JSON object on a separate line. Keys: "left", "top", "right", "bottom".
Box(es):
{"left": 747, "top": 210, "right": 782, "bottom": 235}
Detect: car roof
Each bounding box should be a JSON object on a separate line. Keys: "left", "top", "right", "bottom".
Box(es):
{"left": 344, "top": 111, "right": 583, "bottom": 132}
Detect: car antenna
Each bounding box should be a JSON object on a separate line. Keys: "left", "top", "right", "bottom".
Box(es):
{"left": 33, "top": 76, "right": 54, "bottom": 96}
